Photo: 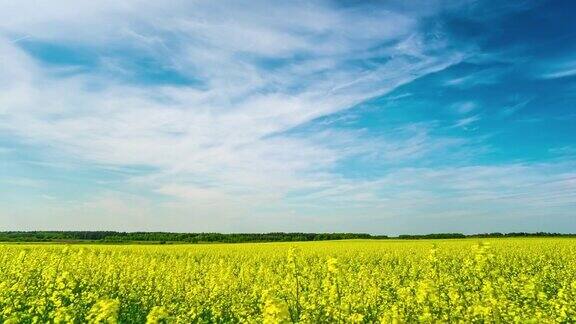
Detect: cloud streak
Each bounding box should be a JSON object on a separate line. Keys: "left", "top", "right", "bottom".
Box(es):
{"left": 0, "top": 1, "right": 465, "bottom": 197}
{"left": 1, "top": 0, "right": 574, "bottom": 232}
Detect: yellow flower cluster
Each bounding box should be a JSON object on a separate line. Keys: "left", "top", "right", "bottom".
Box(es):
{"left": 0, "top": 238, "right": 575, "bottom": 323}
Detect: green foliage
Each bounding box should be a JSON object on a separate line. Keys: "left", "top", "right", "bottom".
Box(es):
{"left": 0, "top": 231, "right": 573, "bottom": 243}
{"left": 0, "top": 231, "right": 376, "bottom": 243}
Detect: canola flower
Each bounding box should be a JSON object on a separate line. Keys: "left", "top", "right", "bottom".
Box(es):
{"left": 0, "top": 239, "right": 575, "bottom": 323}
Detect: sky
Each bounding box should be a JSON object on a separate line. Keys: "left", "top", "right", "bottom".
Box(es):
{"left": 0, "top": 0, "right": 575, "bottom": 234}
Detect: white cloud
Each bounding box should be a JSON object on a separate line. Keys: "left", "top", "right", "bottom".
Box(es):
{"left": 452, "top": 101, "right": 478, "bottom": 114}
{"left": 500, "top": 96, "right": 532, "bottom": 117}
{"left": 2, "top": 161, "right": 574, "bottom": 233}
{"left": 2, "top": 177, "right": 44, "bottom": 188}
{"left": 549, "top": 146, "right": 576, "bottom": 157}
{"left": 0, "top": 1, "right": 467, "bottom": 204}
{"left": 444, "top": 67, "right": 508, "bottom": 88}
{"left": 6, "top": 1, "right": 570, "bottom": 233}
{"left": 454, "top": 115, "right": 481, "bottom": 128}
{"left": 281, "top": 162, "right": 576, "bottom": 233}
{"left": 541, "top": 59, "right": 576, "bottom": 79}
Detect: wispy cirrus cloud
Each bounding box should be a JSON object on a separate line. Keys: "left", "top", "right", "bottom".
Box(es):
{"left": 1, "top": 0, "right": 574, "bottom": 232}
{"left": 0, "top": 1, "right": 465, "bottom": 199}
{"left": 540, "top": 58, "right": 576, "bottom": 80}
{"left": 452, "top": 101, "right": 478, "bottom": 115}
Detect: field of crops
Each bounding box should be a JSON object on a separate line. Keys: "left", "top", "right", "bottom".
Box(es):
{"left": 1, "top": 239, "right": 575, "bottom": 323}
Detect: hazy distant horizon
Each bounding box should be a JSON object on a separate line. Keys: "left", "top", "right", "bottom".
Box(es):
{"left": 1, "top": 0, "right": 575, "bottom": 233}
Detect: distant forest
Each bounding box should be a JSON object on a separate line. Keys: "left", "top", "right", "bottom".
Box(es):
{"left": 0, "top": 231, "right": 574, "bottom": 243}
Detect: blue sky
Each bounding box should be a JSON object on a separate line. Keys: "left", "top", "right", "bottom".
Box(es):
{"left": 0, "top": 0, "right": 575, "bottom": 234}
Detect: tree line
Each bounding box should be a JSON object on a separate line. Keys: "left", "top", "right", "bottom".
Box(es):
{"left": 0, "top": 231, "right": 573, "bottom": 243}
{"left": 0, "top": 231, "right": 377, "bottom": 243}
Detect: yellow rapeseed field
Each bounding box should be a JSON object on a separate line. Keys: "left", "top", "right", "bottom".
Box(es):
{"left": 1, "top": 239, "right": 575, "bottom": 323}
